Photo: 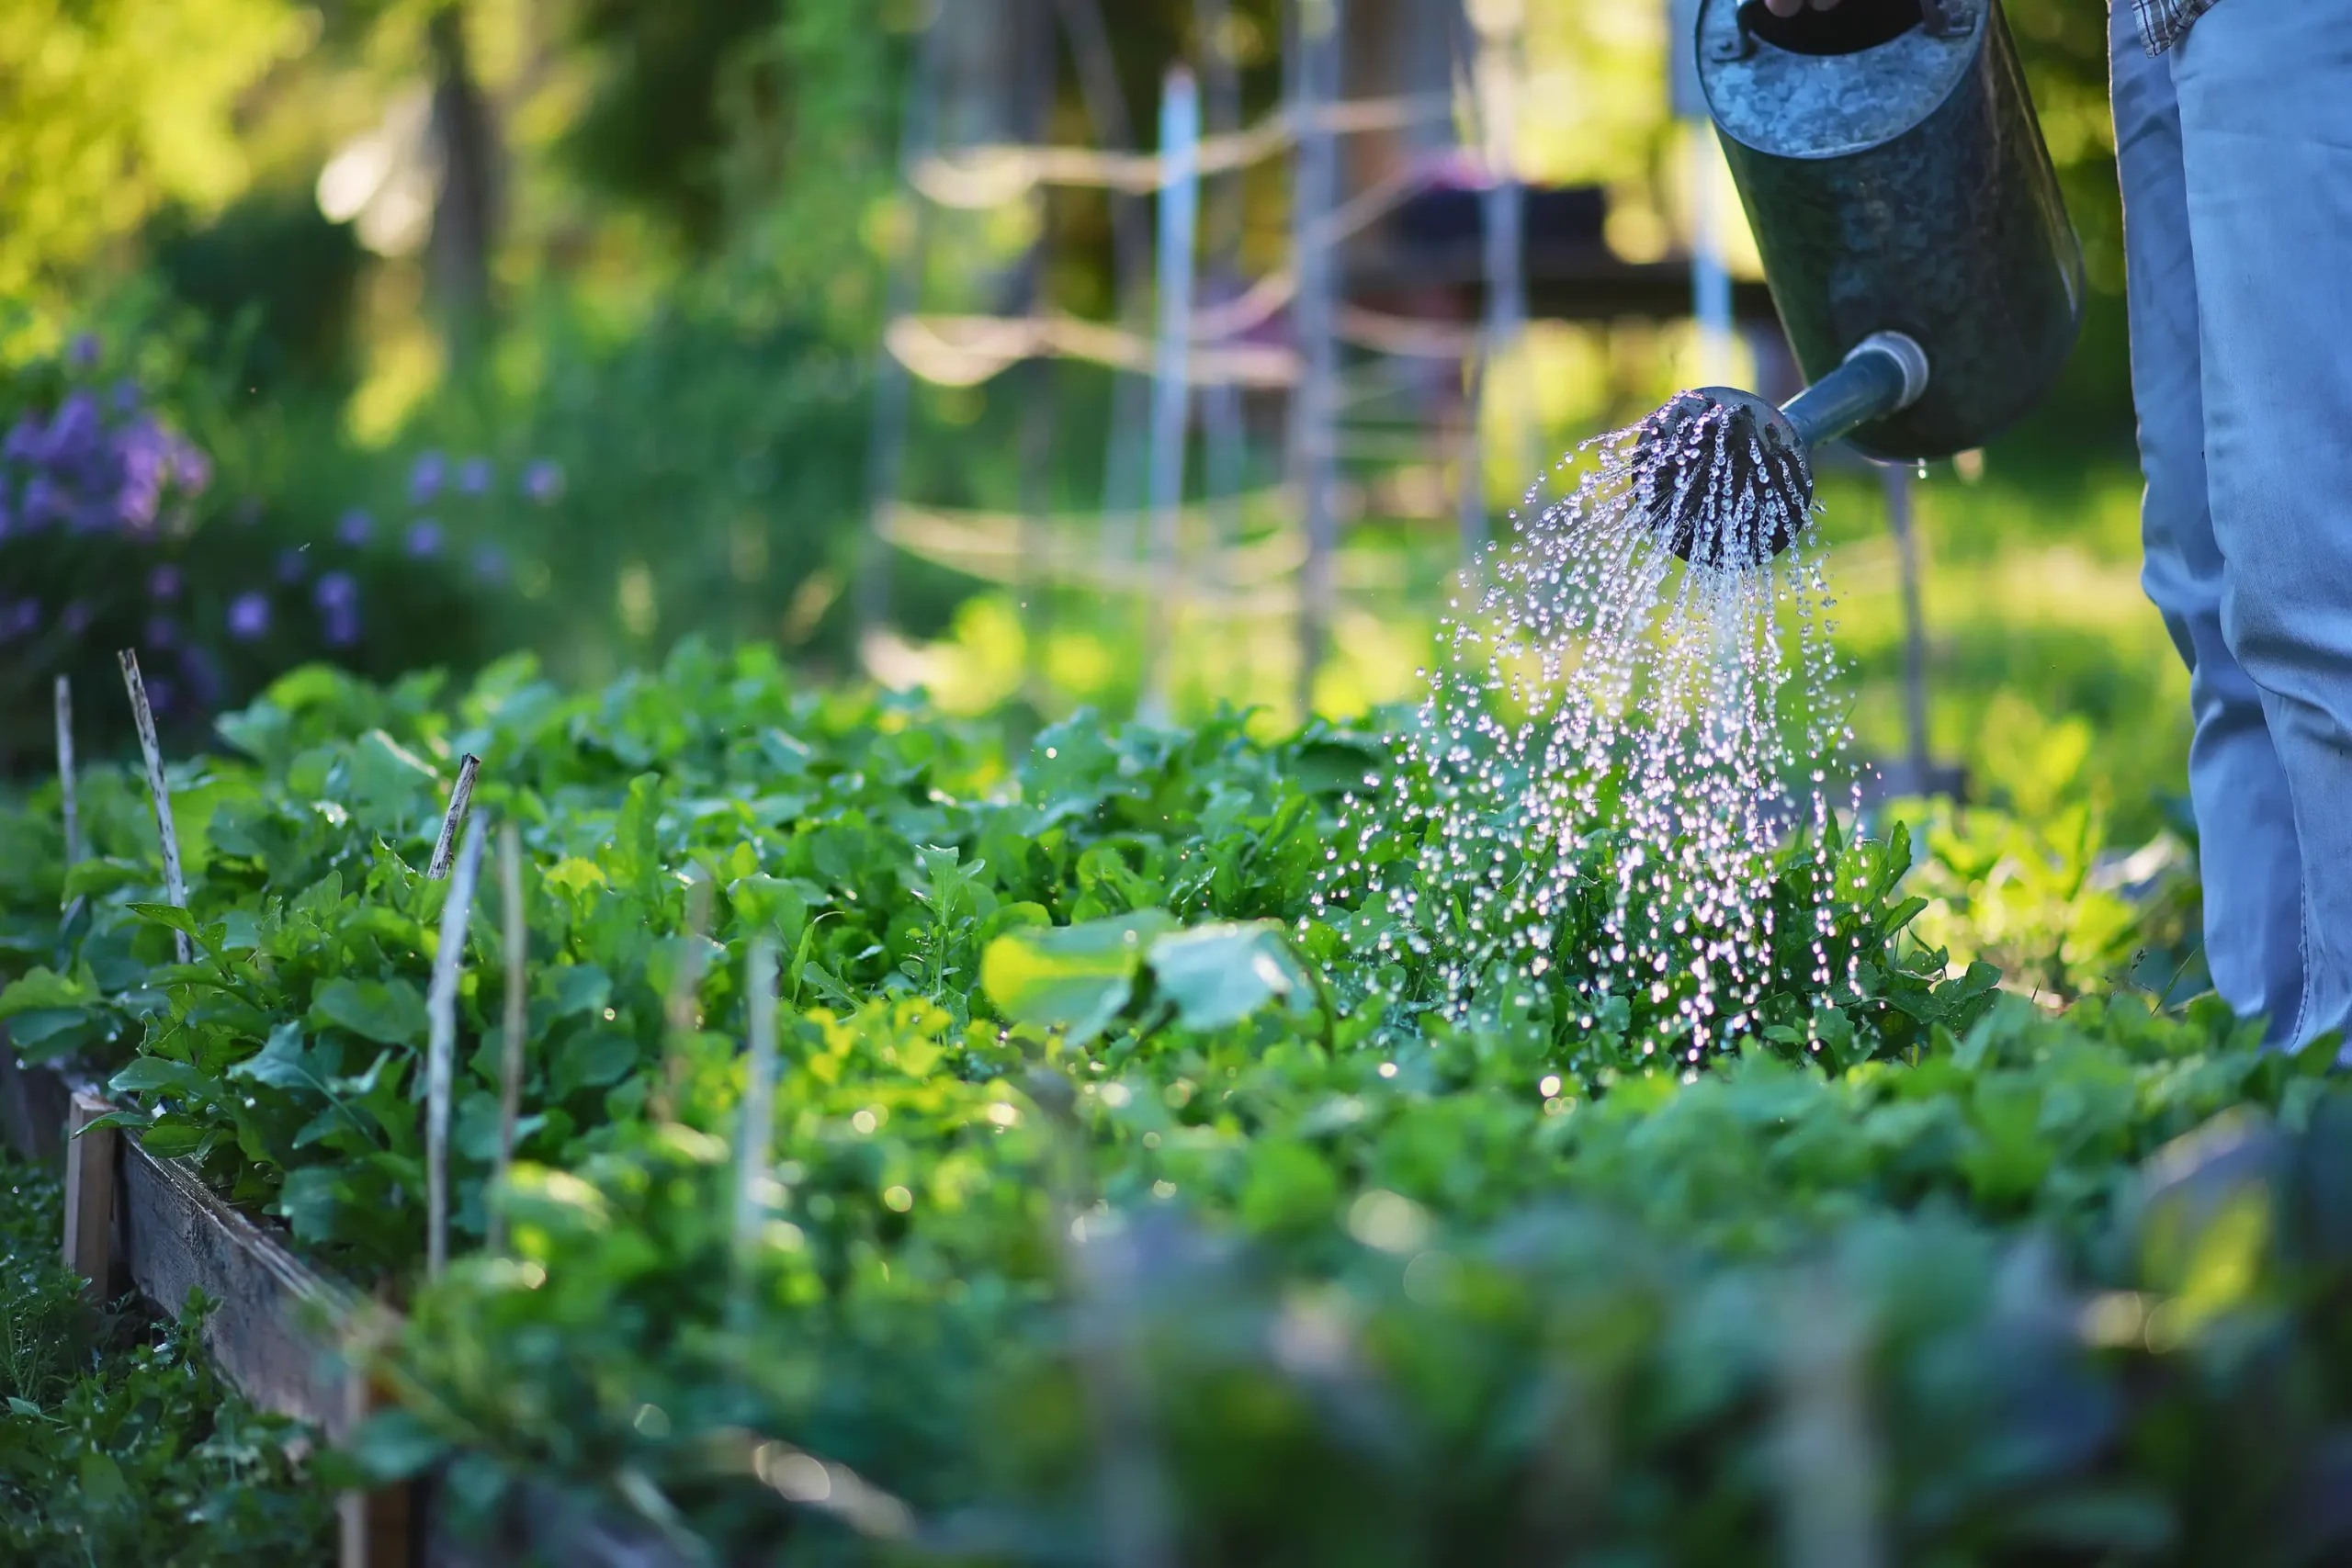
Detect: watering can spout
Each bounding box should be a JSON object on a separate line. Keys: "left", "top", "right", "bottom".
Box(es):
{"left": 1781, "top": 332, "right": 1931, "bottom": 452}
{"left": 1635, "top": 332, "right": 1930, "bottom": 568}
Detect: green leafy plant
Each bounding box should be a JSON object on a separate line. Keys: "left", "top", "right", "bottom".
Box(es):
{"left": 4, "top": 644, "right": 2328, "bottom": 1566}
{"left": 0, "top": 642, "right": 1972, "bottom": 1276}
{"left": 0, "top": 1153, "right": 330, "bottom": 1563}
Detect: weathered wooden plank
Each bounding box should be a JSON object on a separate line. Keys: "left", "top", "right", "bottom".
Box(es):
{"left": 5, "top": 1049, "right": 673, "bottom": 1566}
{"left": 342, "top": 1364, "right": 418, "bottom": 1568}
{"left": 107, "top": 1109, "right": 421, "bottom": 1563}
{"left": 62, "top": 1090, "right": 117, "bottom": 1299}
{"left": 116, "top": 1134, "right": 368, "bottom": 1436}
{"left": 4, "top": 1050, "right": 416, "bottom": 1559}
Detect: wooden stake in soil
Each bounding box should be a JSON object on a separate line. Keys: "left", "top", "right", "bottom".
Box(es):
{"left": 730, "top": 935, "right": 781, "bottom": 1312}
{"left": 1035, "top": 1069, "right": 1176, "bottom": 1568}
{"left": 337, "top": 1297, "right": 414, "bottom": 1568}
{"left": 118, "top": 650, "right": 190, "bottom": 964}
{"left": 54, "top": 676, "right": 85, "bottom": 926}
{"left": 53, "top": 675, "right": 81, "bottom": 873}
{"left": 488, "top": 820, "right": 527, "bottom": 1256}
{"left": 62, "top": 1091, "right": 118, "bottom": 1300}
{"left": 426, "top": 752, "right": 482, "bottom": 880}
{"left": 654, "top": 869, "right": 716, "bottom": 1122}
{"left": 1287, "top": 0, "right": 1345, "bottom": 723}
{"left": 424, "top": 815, "right": 488, "bottom": 1280}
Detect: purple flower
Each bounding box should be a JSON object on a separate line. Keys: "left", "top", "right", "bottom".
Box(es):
{"left": 458, "top": 457, "right": 492, "bottom": 495}
{"left": 20, "top": 476, "right": 60, "bottom": 526}
{"left": 0, "top": 600, "right": 38, "bottom": 640}
{"left": 115, "top": 483, "right": 160, "bottom": 534}
{"left": 405, "top": 519, "right": 443, "bottom": 558}
{"left": 109, "top": 379, "right": 141, "bottom": 415}
{"left": 144, "top": 614, "right": 178, "bottom": 649}
{"left": 173, "top": 443, "right": 213, "bottom": 496}
{"left": 148, "top": 564, "right": 182, "bottom": 601}
{"left": 322, "top": 604, "right": 359, "bottom": 649}
{"left": 65, "top": 333, "right": 99, "bottom": 372}
{"left": 314, "top": 570, "right": 357, "bottom": 610}
{"left": 144, "top": 677, "right": 177, "bottom": 714}
{"left": 61, "top": 600, "right": 89, "bottom": 634}
{"left": 522, "top": 459, "right": 564, "bottom": 505}
{"left": 470, "top": 544, "right": 508, "bottom": 582}
{"left": 229, "top": 592, "right": 271, "bottom": 641}
{"left": 3, "top": 416, "right": 40, "bottom": 463}
{"left": 113, "top": 418, "right": 171, "bottom": 531}
{"left": 277, "top": 547, "right": 309, "bottom": 583}
{"left": 41, "top": 393, "right": 100, "bottom": 467}
{"left": 336, "top": 509, "right": 373, "bottom": 547}
{"left": 409, "top": 450, "right": 447, "bottom": 505}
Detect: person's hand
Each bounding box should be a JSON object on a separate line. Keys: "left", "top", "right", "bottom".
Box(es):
{"left": 1762, "top": 0, "right": 1841, "bottom": 14}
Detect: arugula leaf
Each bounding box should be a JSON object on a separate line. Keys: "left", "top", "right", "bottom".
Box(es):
{"left": 982, "top": 910, "right": 1178, "bottom": 1043}
{"left": 310, "top": 978, "right": 429, "bottom": 1047}
{"left": 1147, "top": 922, "right": 1317, "bottom": 1033}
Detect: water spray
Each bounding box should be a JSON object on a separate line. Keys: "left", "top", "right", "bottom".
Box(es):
{"left": 1317, "top": 0, "right": 2086, "bottom": 1052}
{"left": 1644, "top": 0, "right": 2082, "bottom": 568}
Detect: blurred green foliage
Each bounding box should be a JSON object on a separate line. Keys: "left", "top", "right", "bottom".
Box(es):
{"left": 2004, "top": 0, "right": 2132, "bottom": 447}
{"left": 148, "top": 190, "right": 368, "bottom": 401}
{"left": 0, "top": 0, "right": 304, "bottom": 312}
{"left": 0, "top": 0, "right": 2165, "bottom": 852}
{"left": 562, "top": 0, "right": 787, "bottom": 249}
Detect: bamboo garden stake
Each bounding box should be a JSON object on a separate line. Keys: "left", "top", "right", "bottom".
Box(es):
{"left": 425, "top": 815, "right": 488, "bottom": 1280}
{"left": 655, "top": 869, "right": 716, "bottom": 1122}
{"left": 117, "top": 650, "right": 190, "bottom": 964}
{"left": 488, "top": 820, "right": 528, "bottom": 1255}
{"left": 53, "top": 675, "right": 85, "bottom": 927}
{"left": 427, "top": 753, "right": 482, "bottom": 879}
{"left": 53, "top": 675, "right": 80, "bottom": 874}
{"left": 730, "top": 935, "right": 782, "bottom": 1316}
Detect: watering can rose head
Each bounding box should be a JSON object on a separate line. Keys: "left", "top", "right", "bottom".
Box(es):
{"left": 1630, "top": 388, "right": 1815, "bottom": 571}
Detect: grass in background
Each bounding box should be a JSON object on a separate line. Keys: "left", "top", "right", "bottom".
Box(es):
{"left": 913, "top": 452, "right": 2182, "bottom": 810}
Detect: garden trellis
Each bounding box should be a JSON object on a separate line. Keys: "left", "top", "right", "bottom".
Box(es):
{"left": 859, "top": 0, "right": 1530, "bottom": 716}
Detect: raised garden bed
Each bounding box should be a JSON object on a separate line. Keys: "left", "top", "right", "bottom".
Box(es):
{"left": 0, "top": 1037, "right": 680, "bottom": 1568}
{"left": 7, "top": 646, "right": 2352, "bottom": 1564}
{"left": 0, "top": 1036, "right": 408, "bottom": 1564}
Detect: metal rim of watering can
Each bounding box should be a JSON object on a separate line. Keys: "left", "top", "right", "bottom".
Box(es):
{"left": 1780, "top": 330, "right": 1934, "bottom": 455}
{"left": 1712, "top": 0, "right": 1974, "bottom": 62}
{"left": 1843, "top": 330, "right": 1931, "bottom": 413}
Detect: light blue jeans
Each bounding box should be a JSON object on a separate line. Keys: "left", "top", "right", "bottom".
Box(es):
{"left": 2111, "top": 2, "right": 2352, "bottom": 1048}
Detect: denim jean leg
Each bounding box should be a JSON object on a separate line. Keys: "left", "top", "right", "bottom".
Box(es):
{"left": 2109, "top": 3, "right": 2303, "bottom": 1035}
{"left": 2169, "top": 4, "right": 2352, "bottom": 1048}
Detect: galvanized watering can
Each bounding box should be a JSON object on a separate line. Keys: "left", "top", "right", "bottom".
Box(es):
{"left": 1643, "top": 0, "right": 2084, "bottom": 559}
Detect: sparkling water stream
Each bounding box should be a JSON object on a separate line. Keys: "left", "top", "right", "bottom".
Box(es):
{"left": 1315, "top": 397, "right": 1863, "bottom": 1061}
